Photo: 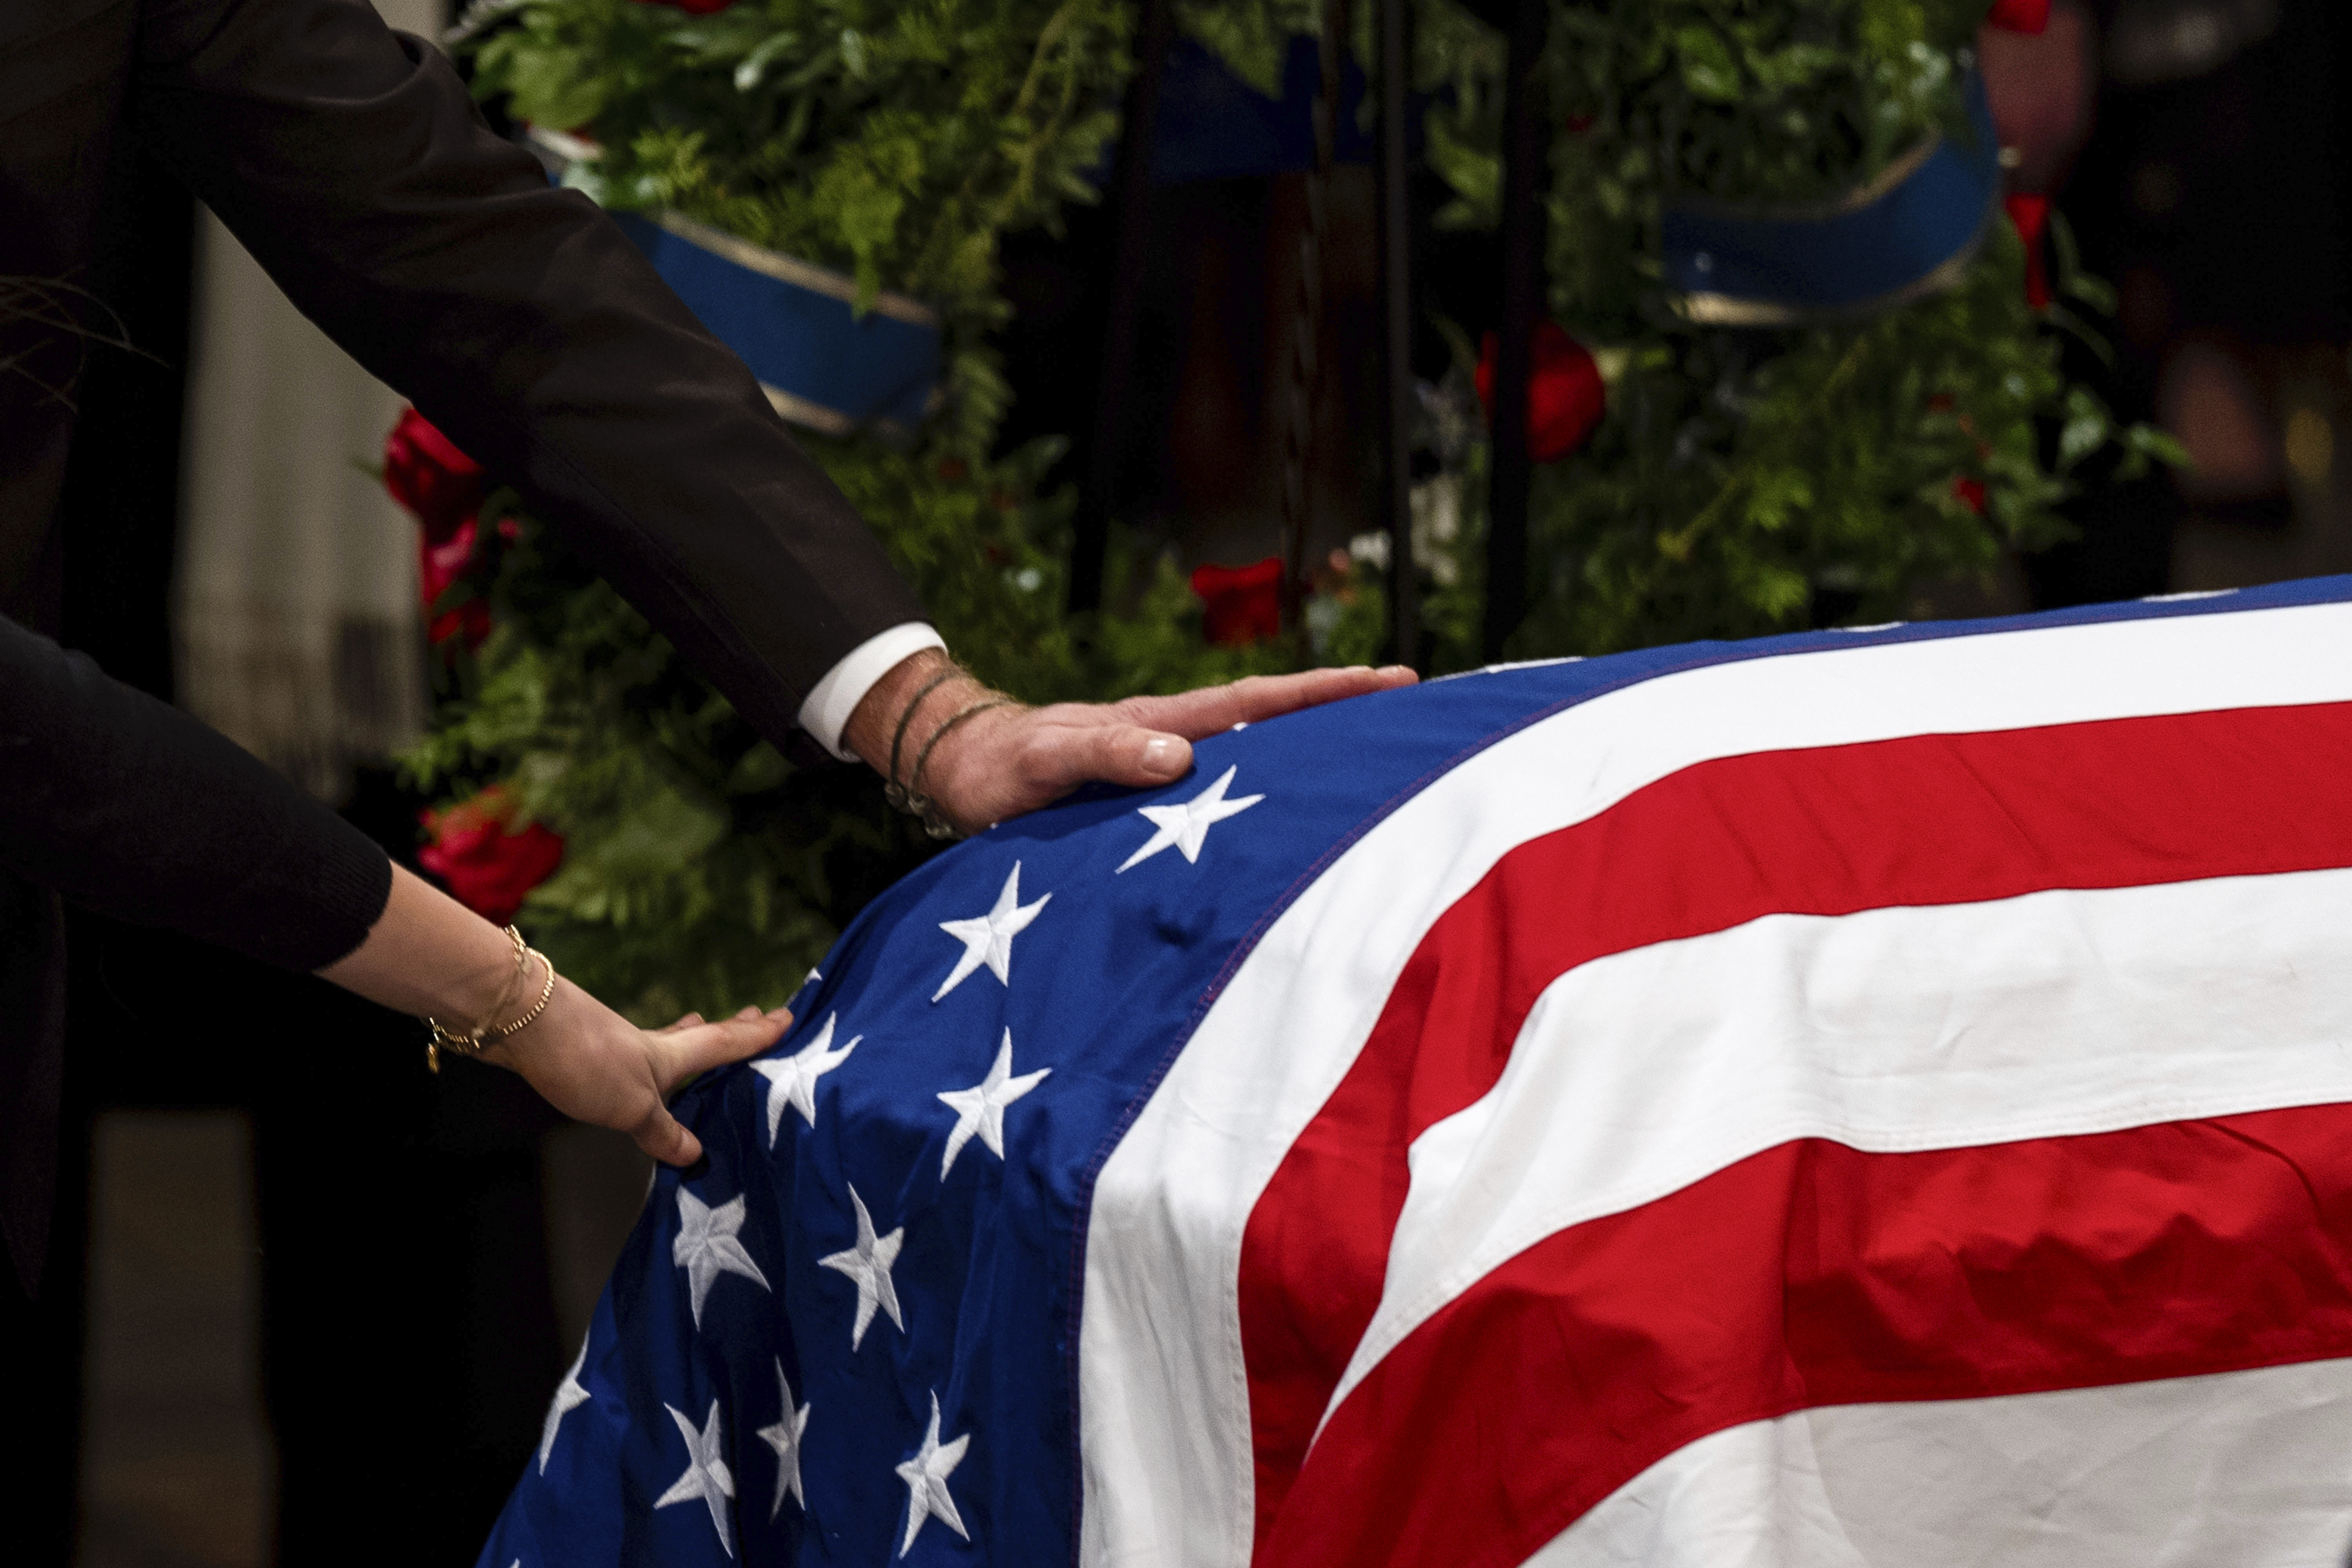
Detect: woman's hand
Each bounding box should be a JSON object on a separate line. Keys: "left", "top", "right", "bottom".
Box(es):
{"left": 483, "top": 984, "right": 789, "bottom": 1166}
{"left": 319, "top": 865, "right": 790, "bottom": 1166}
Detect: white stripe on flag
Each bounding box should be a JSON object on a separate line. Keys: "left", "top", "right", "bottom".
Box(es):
{"left": 1523, "top": 1358, "right": 2352, "bottom": 1568}
{"left": 1079, "top": 597, "right": 2352, "bottom": 1568}
{"left": 1332, "top": 866, "right": 2352, "bottom": 1419}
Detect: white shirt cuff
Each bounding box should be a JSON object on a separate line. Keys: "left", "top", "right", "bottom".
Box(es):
{"left": 797, "top": 622, "right": 948, "bottom": 762}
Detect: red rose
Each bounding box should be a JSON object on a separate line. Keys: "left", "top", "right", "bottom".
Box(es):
{"left": 1953, "top": 475, "right": 1989, "bottom": 514}
{"left": 1189, "top": 557, "right": 1285, "bottom": 647}
{"left": 2004, "top": 192, "right": 2053, "bottom": 311}
{"left": 383, "top": 408, "right": 484, "bottom": 546}
{"left": 417, "top": 787, "right": 565, "bottom": 925}
{"left": 418, "top": 516, "right": 493, "bottom": 648}
{"left": 1984, "top": 0, "right": 2050, "bottom": 34}
{"left": 1475, "top": 321, "right": 1607, "bottom": 463}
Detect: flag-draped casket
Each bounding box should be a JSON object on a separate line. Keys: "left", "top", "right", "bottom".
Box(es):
{"left": 484, "top": 579, "right": 2352, "bottom": 1568}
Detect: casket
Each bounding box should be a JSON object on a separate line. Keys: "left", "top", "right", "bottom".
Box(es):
{"left": 485, "top": 576, "right": 2352, "bottom": 1567}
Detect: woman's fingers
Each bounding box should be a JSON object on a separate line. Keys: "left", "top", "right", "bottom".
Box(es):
{"left": 492, "top": 979, "right": 796, "bottom": 1167}
{"left": 631, "top": 1102, "right": 704, "bottom": 1167}
{"left": 654, "top": 1008, "right": 793, "bottom": 1090}
{"left": 653, "top": 1004, "right": 762, "bottom": 1037}
{"left": 628, "top": 1009, "right": 792, "bottom": 1163}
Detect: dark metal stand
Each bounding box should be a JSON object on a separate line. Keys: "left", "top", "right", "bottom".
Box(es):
{"left": 1373, "top": 0, "right": 1421, "bottom": 668}
{"left": 1278, "top": 3, "right": 1349, "bottom": 629}
{"left": 1070, "top": 0, "right": 1177, "bottom": 617}
{"left": 1482, "top": 0, "right": 1547, "bottom": 661}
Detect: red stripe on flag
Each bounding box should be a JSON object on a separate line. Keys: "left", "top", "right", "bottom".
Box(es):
{"left": 1259, "top": 1103, "right": 2352, "bottom": 1568}
{"left": 1241, "top": 701, "right": 2352, "bottom": 1550}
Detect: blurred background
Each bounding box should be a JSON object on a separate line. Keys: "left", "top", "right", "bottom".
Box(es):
{"left": 52, "top": 0, "right": 2352, "bottom": 1562}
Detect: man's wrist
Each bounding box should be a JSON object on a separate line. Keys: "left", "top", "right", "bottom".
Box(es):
{"left": 799, "top": 622, "right": 949, "bottom": 760}
{"left": 843, "top": 648, "right": 984, "bottom": 776}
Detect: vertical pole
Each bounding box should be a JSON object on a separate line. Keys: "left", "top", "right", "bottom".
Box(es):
{"left": 1482, "top": 0, "right": 1546, "bottom": 661}
{"left": 1374, "top": 0, "right": 1420, "bottom": 667}
{"left": 1071, "top": 0, "right": 1177, "bottom": 617}
{"left": 1280, "top": 2, "right": 1348, "bottom": 630}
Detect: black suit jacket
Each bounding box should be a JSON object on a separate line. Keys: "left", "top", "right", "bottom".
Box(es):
{"left": 0, "top": 0, "right": 926, "bottom": 1287}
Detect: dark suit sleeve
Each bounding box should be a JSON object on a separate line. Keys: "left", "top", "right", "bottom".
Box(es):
{"left": 125, "top": 0, "right": 927, "bottom": 746}
{"left": 0, "top": 614, "right": 391, "bottom": 971}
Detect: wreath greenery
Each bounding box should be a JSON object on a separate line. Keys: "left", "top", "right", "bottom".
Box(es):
{"left": 409, "top": 0, "right": 2170, "bottom": 1020}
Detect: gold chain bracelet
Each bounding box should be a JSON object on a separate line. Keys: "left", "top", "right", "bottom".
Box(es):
{"left": 425, "top": 925, "right": 558, "bottom": 1073}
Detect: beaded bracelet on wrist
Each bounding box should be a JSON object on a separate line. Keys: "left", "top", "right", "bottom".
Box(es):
{"left": 892, "top": 693, "right": 1017, "bottom": 840}
{"left": 884, "top": 666, "right": 960, "bottom": 800}
{"left": 878, "top": 657, "right": 1019, "bottom": 841}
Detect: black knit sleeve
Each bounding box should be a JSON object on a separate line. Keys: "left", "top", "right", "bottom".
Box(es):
{"left": 0, "top": 614, "right": 391, "bottom": 972}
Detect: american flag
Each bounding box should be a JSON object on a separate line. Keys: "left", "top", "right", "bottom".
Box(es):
{"left": 482, "top": 576, "right": 2352, "bottom": 1568}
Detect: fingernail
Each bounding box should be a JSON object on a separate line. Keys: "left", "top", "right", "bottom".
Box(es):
{"left": 767, "top": 1006, "right": 793, "bottom": 1022}
{"left": 1143, "top": 736, "right": 1188, "bottom": 775}
{"left": 737, "top": 1005, "right": 763, "bottom": 1020}
{"left": 1379, "top": 664, "right": 1413, "bottom": 677}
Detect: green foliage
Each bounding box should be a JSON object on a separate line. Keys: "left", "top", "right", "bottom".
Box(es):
{"left": 1511, "top": 247, "right": 2068, "bottom": 656}
{"left": 1366, "top": 0, "right": 2171, "bottom": 666}
{"left": 1176, "top": 0, "right": 1324, "bottom": 95}
{"left": 420, "top": 0, "right": 2168, "bottom": 1019}
{"left": 470, "top": 0, "right": 1134, "bottom": 453}
{"left": 407, "top": 443, "right": 1292, "bottom": 1020}
{"left": 436, "top": 0, "right": 1314, "bottom": 1017}
{"left": 1551, "top": 0, "right": 1984, "bottom": 209}
{"left": 1417, "top": 3, "right": 1510, "bottom": 232}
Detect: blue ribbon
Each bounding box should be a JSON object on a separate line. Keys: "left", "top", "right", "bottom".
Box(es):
{"left": 1660, "top": 76, "right": 2002, "bottom": 324}
{"left": 608, "top": 210, "right": 941, "bottom": 440}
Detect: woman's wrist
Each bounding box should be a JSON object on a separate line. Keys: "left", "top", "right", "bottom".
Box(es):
{"left": 321, "top": 865, "right": 538, "bottom": 1025}
{"left": 434, "top": 925, "right": 533, "bottom": 1031}
{"left": 479, "top": 968, "right": 579, "bottom": 1063}
{"left": 427, "top": 936, "right": 559, "bottom": 1072}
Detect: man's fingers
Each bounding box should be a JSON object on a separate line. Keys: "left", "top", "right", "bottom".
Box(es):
{"left": 1229, "top": 665, "right": 1414, "bottom": 722}
{"left": 1123, "top": 665, "right": 1414, "bottom": 738}
{"left": 632, "top": 1104, "right": 703, "bottom": 1167}
{"left": 1113, "top": 677, "right": 1272, "bottom": 736}
{"left": 919, "top": 664, "right": 1414, "bottom": 831}
{"left": 1132, "top": 731, "right": 1192, "bottom": 782}
{"left": 987, "top": 664, "right": 1415, "bottom": 813}
{"left": 1018, "top": 721, "right": 1192, "bottom": 799}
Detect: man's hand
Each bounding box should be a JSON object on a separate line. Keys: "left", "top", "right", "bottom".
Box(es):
{"left": 842, "top": 650, "right": 1417, "bottom": 834}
